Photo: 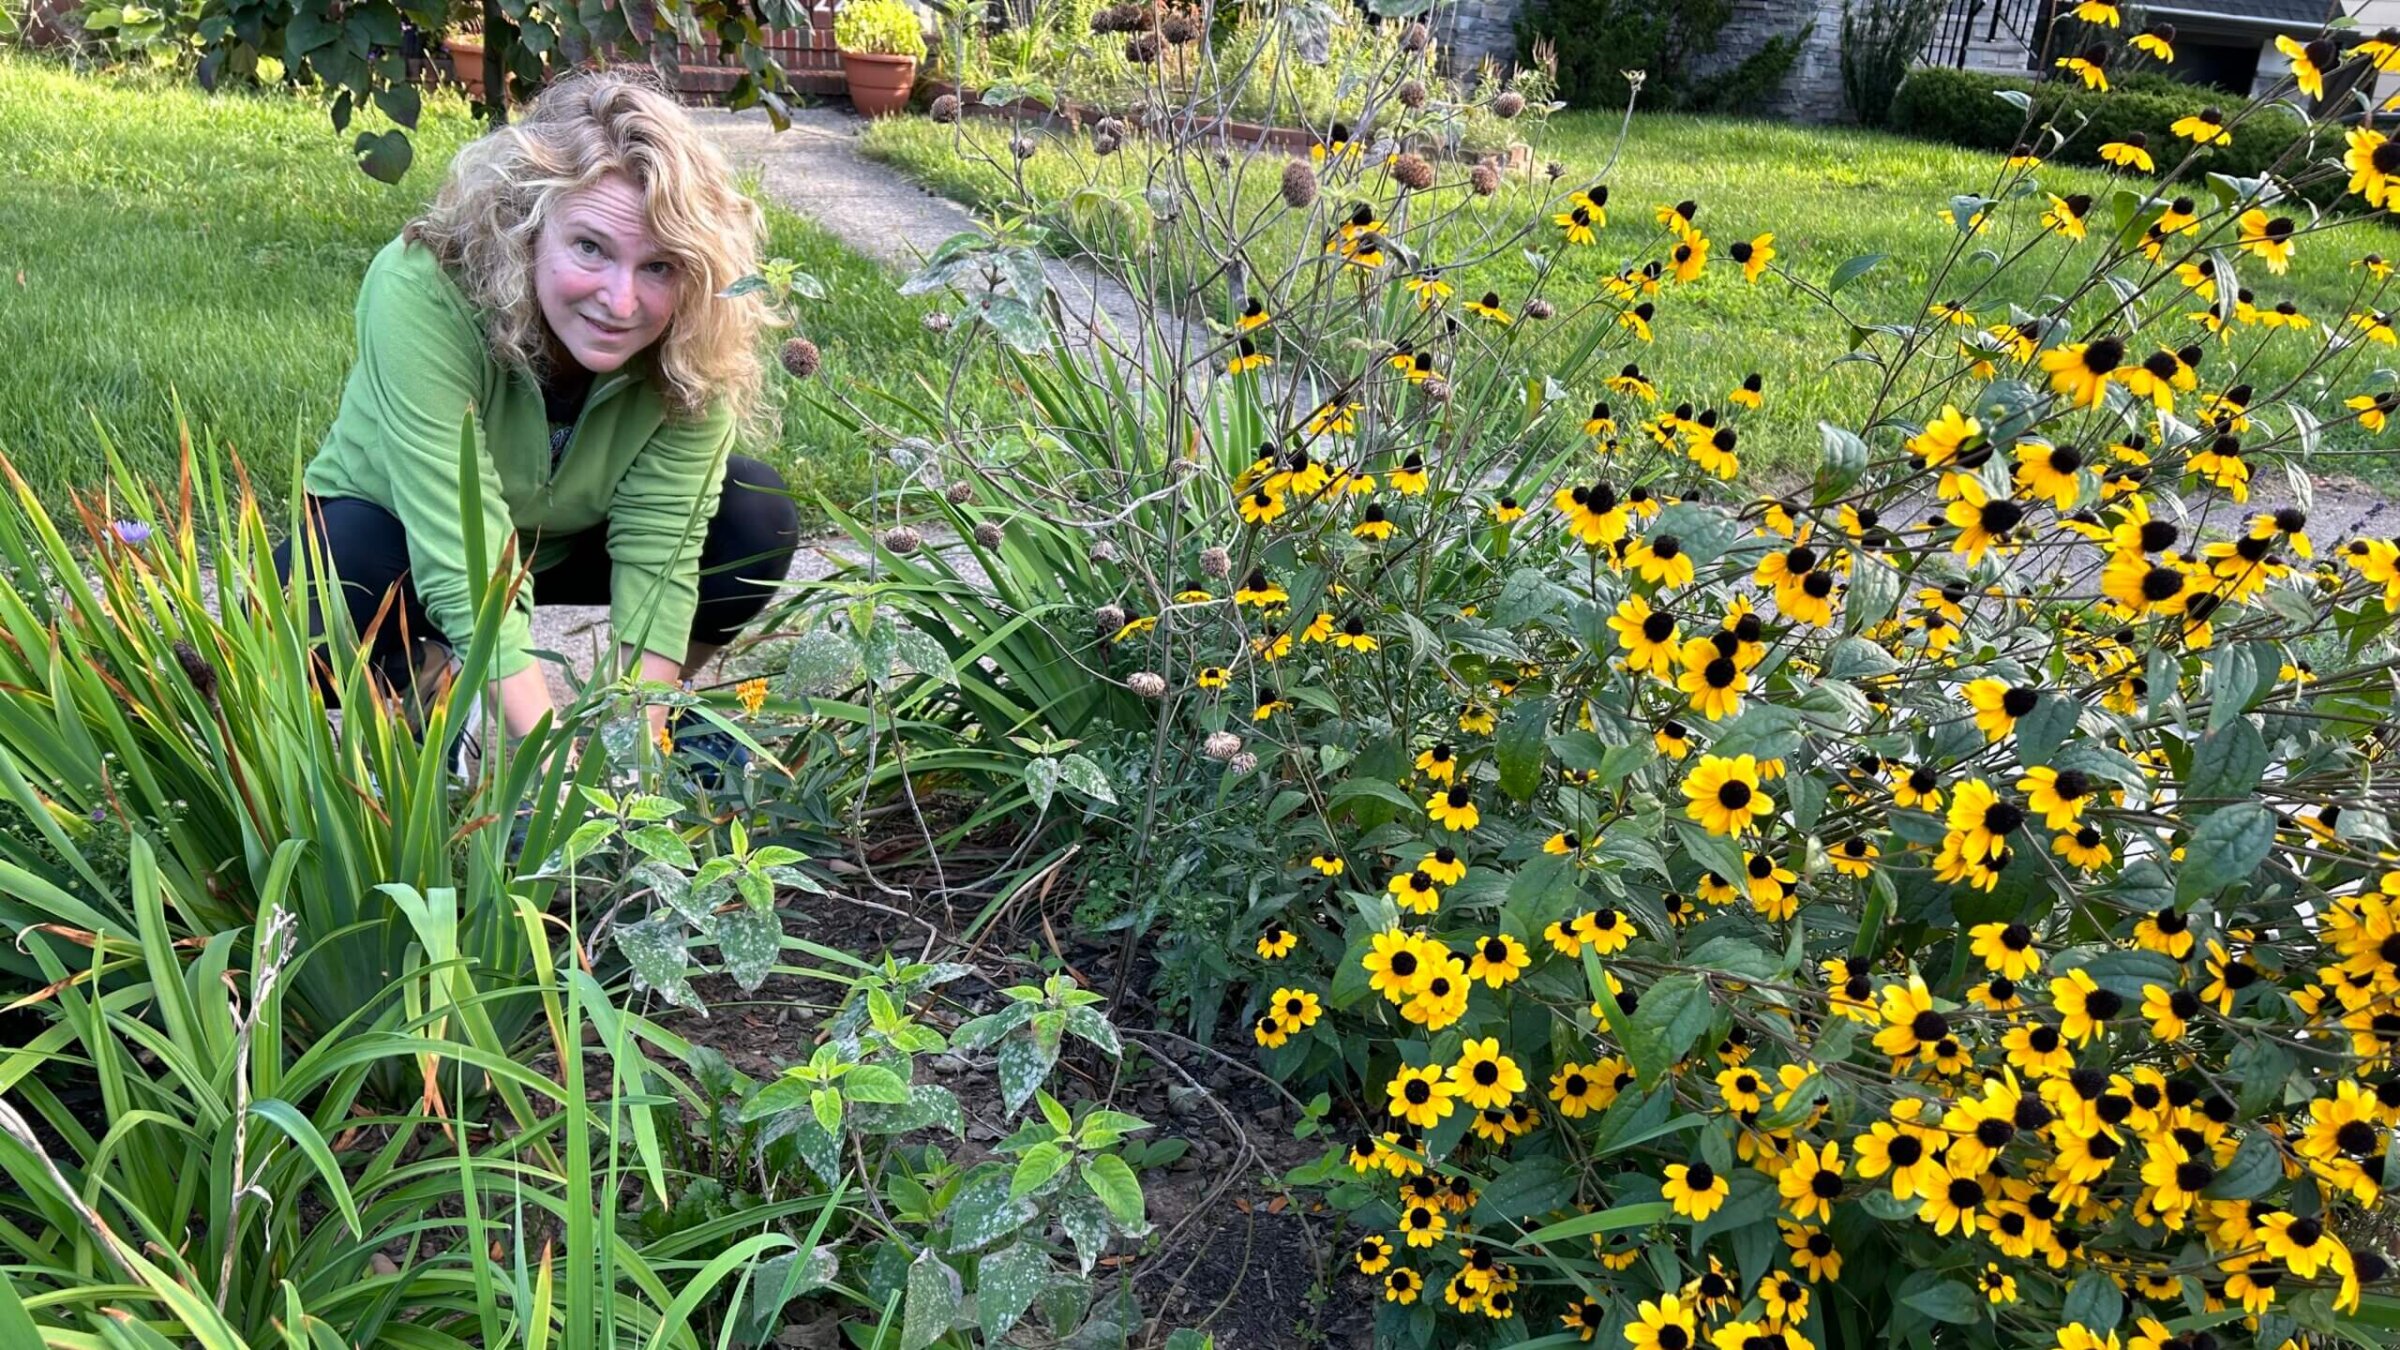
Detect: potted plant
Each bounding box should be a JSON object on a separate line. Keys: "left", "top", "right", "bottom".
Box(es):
{"left": 833, "top": 0, "right": 926, "bottom": 117}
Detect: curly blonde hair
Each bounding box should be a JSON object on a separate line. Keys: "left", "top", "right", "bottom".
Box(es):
{"left": 405, "top": 70, "right": 778, "bottom": 438}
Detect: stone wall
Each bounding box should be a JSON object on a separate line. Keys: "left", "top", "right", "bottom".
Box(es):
{"left": 1437, "top": 0, "right": 1857, "bottom": 122}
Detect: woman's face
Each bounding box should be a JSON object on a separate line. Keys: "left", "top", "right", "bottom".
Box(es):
{"left": 534, "top": 173, "right": 679, "bottom": 374}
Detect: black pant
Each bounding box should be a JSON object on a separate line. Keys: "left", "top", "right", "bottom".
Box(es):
{"left": 273, "top": 455, "right": 801, "bottom": 696}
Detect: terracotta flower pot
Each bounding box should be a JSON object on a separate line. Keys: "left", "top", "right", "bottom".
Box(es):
{"left": 841, "top": 51, "right": 918, "bottom": 117}
{"left": 447, "top": 35, "right": 487, "bottom": 101}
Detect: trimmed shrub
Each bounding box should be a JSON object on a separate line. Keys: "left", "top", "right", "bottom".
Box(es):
{"left": 1889, "top": 65, "right": 2322, "bottom": 186}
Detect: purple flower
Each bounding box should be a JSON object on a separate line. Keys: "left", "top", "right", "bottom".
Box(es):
{"left": 111, "top": 520, "right": 151, "bottom": 546}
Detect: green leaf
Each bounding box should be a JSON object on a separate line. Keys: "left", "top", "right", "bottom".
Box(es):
{"left": 1471, "top": 1155, "right": 1578, "bottom": 1227}
{"left": 844, "top": 1063, "right": 913, "bottom": 1104}
{"left": 627, "top": 823, "right": 697, "bottom": 869}
{"left": 1622, "top": 973, "right": 1713, "bottom": 1087}
{"left": 2187, "top": 719, "right": 2267, "bottom": 802}
{"left": 2014, "top": 694, "right": 2078, "bottom": 768}
{"left": 1900, "top": 1279, "right": 1984, "bottom": 1325}
{"left": 2205, "top": 1131, "right": 2282, "bottom": 1199}
{"left": 1012, "top": 1141, "right": 1071, "bottom": 1198}
{"left": 810, "top": 1086, "right": 842, "bottom": 1138}
{"left": 1818, "top": 422, "right": 1867, "bottom": 494}
{"left": 2210, "top": 644, "right": 2265, "bottom": 731}
{"left": 901, "top": 1251, "right": 963, "bottom": 1350}
{"left": 1079, "top": 1153, "right": 1146, "bottom": 1229}
{"left": 1512, "top": 1200, "right": 1673, "bottom": 1248}
{"left": 2063, "top": 1272, "right": 2124, "bottom": 1331}
{"left": 1496, "top": 696, "right": 1553, "bottom": 803}
{"left": 1829, "top": 253, "right": 1888, "bottom": 293}
{"left": 2176, "top": 803, "right": 2274, "bottom": 903}
{"left": 614, "top": 918, "right": 699, "bottom": 1009}
{"left": 995, "top": 1027, "right": 1061, "bottom": 1115}
{"left": 351, "top": 128, "right": 412, "bottom": 183}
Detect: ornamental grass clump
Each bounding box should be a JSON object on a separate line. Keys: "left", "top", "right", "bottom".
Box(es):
{"left": 781, "top": 4, "right": 2400, "bottom": 1347}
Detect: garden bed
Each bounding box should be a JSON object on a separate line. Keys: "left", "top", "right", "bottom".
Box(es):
{"left": 924, "top": 79, "right": 1534, "bottom": 173}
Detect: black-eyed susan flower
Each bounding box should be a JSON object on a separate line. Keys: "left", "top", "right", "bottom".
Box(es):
{"left": 1331, "top": 616, "right": 1378, "bottom": 651}
{"left": 1907, "top": 404, "right": 1981, "bottom": 465}
{"left": 1388, "top": 453, "right": 1429, "bottom": 493}
{"left": 2240, "top": 207, "right": 2297, "bottom": 273}
{"left": 1466, "top": 933, "right": 1528, "bottom": 987}
{"left": 1944, "top": 482, "right": 2026, "bottom": 564}
{"left": 1233, "top": 569, "right": 1286, "bottom": 608}
{"left": 1852, "top": 1100, "right": 1948, "bottom": 1200}
{"left": 1560, "top": 1297, "right": 1606, "bottom": 1342}
{"left": 2003, "top": 141, "right": 2042, "bottom": 170}
{"left": 2346, "top": 127, "right": 2400, "bottom": 209}
{"left": 1355, "top": 1234, "right": 1393, "bottom": 1275}
{"left": 1350, "top": 502, "right": 1394, "bottom": 541}
{"left": 1415, "top": 845, "right": 1466, "bottom": 886}
{"left": 1728, "top": 232, "right": 1775, "bottom": 283}
{"left": 1458, "top": 701, "right": 1496, "bottom": 734}
{"left": 1624, "top": 1293, "right": 1696, "bottom": 1350}
{"left": 1946, "top": 779, "right": 2024, "bottom": 863}
{"left": 1662, "top": 1161, "right": 1729, "bottom": 1220}
{"left": 1675, "top": 638, "right": 1749, "bottom": 722}
{"left": 1553, "top": 203, "right": 1599, "bottom": 246}
{"left": 1195, "top": 665, "right": 1230, "bottom": 690}
{"left": 1606, "top": 362, "right": 1658, "bottom": 402}
{"left": 1629, "top": 532, "right": 1696, "bottom": 587}
{"left": 1414, "top": 742, "right": 1458, "bottom": 784}
{"left": 1619, "top": 301, "right": 1656, "bottom": 342}
{"left": 2013, "top": 441, "right": 2086, "bottom": 509}
{"left": 1548, "top": 1061, "right": 1612, "bottom": 1117}
{"left": 2172, "top": 106, "right": 2233, "bottom": 146}
{"left": 1464, "top": 290, "right": 1513, "bottom": 324}
{"left": 2278, "top": 33, "right": 2334, "bottom": 101}
{"left": 1830, "top": 836, "right": 1879, "bottom": 878}
{"left": 1782, "top": 1222, "right": 1842, "bottom": 1282}
{"left": 2132, "top": 22, "right": 2174, "bottom": 60}
{"left": 1971, "top": 920, "right": 2043, "bottom": 981}
{"left": 1682, "top": 753, "right": 1773, "bottom": 835}
{"left": 2056, "top": 43, "right": 2108, "bottom": 90}
{"left": 1778, "top": 1139, "right": 1845, "bottom": 1222}
{"left": 1447, "top": 1038, "right": 1526, "bottom": 1110}
{"left": 1227, "top": 336, "right": 1272, "bottom": 375}
{"left": 2100, "top": 133, "right": 2154, "bottom": 172}
{"left": 1387, "top": 868, "right": 1442, "bottom": 915}
{"left": 1251, "top": 696, "right": 1290, "bottom": 722}
{"left": 1655, "top": 720, "right": 1691, "bottom": 759}
{"left": 1668, "top": 234, "right": 1709, "bottom": 283}
{"left": 1361, "top": 927, "right": 1430, "bottom": 1000}
{"left": 2349, "top": 390, "right": 2400, "bottom": 432}
{"left": 2043, "top": 192, "right": 2093, "bottom": 240}
{"left": 1382, "top": 1267, "right": 1422, "bottom": 1303}
{"left": 2050, "top": 966, "right": 2123, "bottom": 1043}
{"left": 1256, "top": 921, "right": 1298, "bottom": 959}
{"left": 1728, "top": 373, "right": 1764, "bottom": 411}
{"left": 2072, "top": 0, "right": 2118, "bottom": 22}
{"left": 2040, "top": 334, "right": 2124, "bottom": 406}
{"left": 1490, "top": 495, "right": 1524, "bottom": 522}
{"left": 1426, "top": 785, "right": 1479, "bottom": 832}
{"left": 1656, "top": 197, "right": 1700, "bottom": 238}
{"left": 1308, "top": 852, "right": 1345, "bottom": 877}
{"left": 2142, "top": 981, "right": 2197, "bottom": 1040}
{"left": 1385, "top": 1063, "right": 1454, "bottom": 1129}
{"left": 1235, "top": 296, "right": 1270, "bottom": 332}
{"left": 1608, "top": 594, "right": 1681, "bottom": 676}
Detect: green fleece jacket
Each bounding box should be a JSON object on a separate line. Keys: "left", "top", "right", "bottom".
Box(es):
{"left": 304, "top": 235, "right": 734, "bottom": 680}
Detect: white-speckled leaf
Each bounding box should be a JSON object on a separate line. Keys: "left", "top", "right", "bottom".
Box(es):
{"left": 901, "top": 1251, "right": 963, "bottom": 1350}
{"left": 947, "top": 1170, "right": 1036, "bottom": 1253}
{"left": 976, "top": 1241, "right": 1051, "bottom": 1342}
{"left": 614, "top": 918, "right": 699, "bottom": 1010}
{"left": 714, "top": 903, "right": 781, "bottom": 992}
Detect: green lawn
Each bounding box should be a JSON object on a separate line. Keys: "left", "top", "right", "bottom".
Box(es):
{"left": 0, "top": 52, "right": 968, "bottom": 521}
{"left": 863, "top": 109, "right": 2400, "bottom": 485}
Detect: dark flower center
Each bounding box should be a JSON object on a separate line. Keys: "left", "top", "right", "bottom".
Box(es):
{"left": 1643, "top": 611, "right": 1677, "bottom": 641}
{"left": 1717, "top": 780, "right": 1753, "bottom": 809}
{"left": 2139, "top": 520, "right": 2179, "bottom": 552}
{"left": 2001, "top": 687, "right": 2039, "bottom": 718}
{"left": 1983, "top": 801, "right": 2025, "bottom": 834}
{"left": 2083, "top": 338, "right": 2125, "bottom": 373}
{"left": 1684, "top": 1162, "right": 1716, "bottom": 1189}
{"left": 1887, "top": 1135, "right": 1924, "bottom": 1166}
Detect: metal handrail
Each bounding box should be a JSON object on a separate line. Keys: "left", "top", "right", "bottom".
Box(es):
{"left": 1924, "top": 0, "right": 2043, "bottom": 70}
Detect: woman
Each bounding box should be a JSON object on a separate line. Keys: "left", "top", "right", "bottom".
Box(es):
{"left": 277, "top": 70, "right": 799, "bottom": 756}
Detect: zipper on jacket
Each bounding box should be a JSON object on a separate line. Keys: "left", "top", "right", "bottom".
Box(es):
{"left": 546, "top": 371, "right": 635, "bottom": 489}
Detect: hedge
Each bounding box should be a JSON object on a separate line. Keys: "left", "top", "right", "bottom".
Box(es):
{"left": 1888, "top": 66, "right": 2327, "bottom": 194}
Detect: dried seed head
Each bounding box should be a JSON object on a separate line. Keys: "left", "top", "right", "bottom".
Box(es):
{"left": 1469, "top": 162, "right": 1499, "bottom": 196}
{"left": 946, "top": 480, "right": 975, "bottom": 504}
{"left": 779, "top": 337, "right": 821, "bottom": 379}
{"left": 1199, "top": 545, "right": 1231, "bottom": 577}
{"left": 1091, "top": 540, "right": 1120, "bottom": 564}
{"left": 929, "top": 93, "right": 961, "bottom": 123}
{"left": 1093, "top": 130, "right": 1122, "bottom": 156}
{"left": 1158, "top": 9, "right": 1196, "bottom": 42}
{"left": 1397, "top": 78, "right": 1427, "bottom": 109}
{"left": 1204, "top": 730, "right": 1243, "bottom": 761}
{"left": 173, "top": 640, "right": 218, "bottom": 706}
{"left": 1125, "top": 33, "right": 1160, "bottom": 62}
{"left": 1545, "top": 160, "right": 1565, "bottom": 181}
{"left": 1421, "top": 376, "right": 1452, "bottom": 402}
{"left": 1392, "top": 152, "right": 1435, "bottom": 191}
{"left": 1281, "top": 158, "right": 1319, "bottom": 208}
{"left": 1493, "top": 90, "right": 1526, "bottom": 119}
{"left": 1128, "top": 670, "right": 1168, "bottom": 697}
{"left": 1095, "top": 115, "right": 1126, "bottom": 139}
{"left": 881, "top": 525, "right": 923, "bottom": 555}
{"left": 922, "top": 310, "right": 954, "bottom": 334}
{"left": 1399, "top": 20, "right": 1428, "bottom": 51}
{"left": 1094, "top": 604, "right": 1127, "bottom": 637}
{"left": 1229, "top": 750, "right": 1259, "bottom": 775}
{"left": 1009, "top": 135, "right": 1037, "bottom": 160}
{"left": 1524, "top": 298, "right": 1555, "bottom": 320}
{"left": 973, "top": 520, "right": 1004, "bottom": 547}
